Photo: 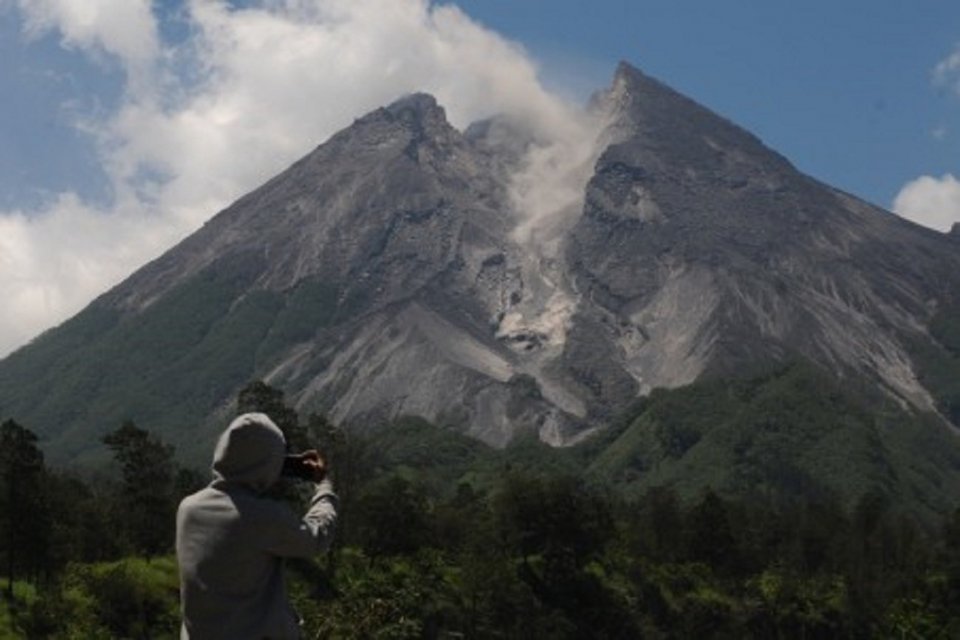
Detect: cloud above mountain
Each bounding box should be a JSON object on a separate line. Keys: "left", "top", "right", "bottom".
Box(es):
{"left": 934, "top": 45, "right": 960, "bottom": 94}
{"left": 894, "top": 174, "right": 960, "bottom": 232}
{"left": 0, "top": 0, "right": 585, "bottom": 357}
{"left": 15, "top": 0, "right": 160, "bottom": 68}
{"left": 892, "top": 45, "right": 960, "bottom": 232}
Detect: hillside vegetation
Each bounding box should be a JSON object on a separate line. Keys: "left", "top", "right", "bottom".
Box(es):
{"left": 3, "top": 369, "right": 960, "bottom": 637}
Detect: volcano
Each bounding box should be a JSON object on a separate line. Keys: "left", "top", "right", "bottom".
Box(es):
{"left": 2, "top": 63, "right": 959, "bottom": 481}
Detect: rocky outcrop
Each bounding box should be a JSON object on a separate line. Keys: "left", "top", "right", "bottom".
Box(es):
{"left": 567, "top": 63, "right": 960, "bottom": 412}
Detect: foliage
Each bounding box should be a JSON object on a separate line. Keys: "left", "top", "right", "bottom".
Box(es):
{"left": 902, "top": 301, "right": 960, "bottom": 426}
{"left": 236, "top": 380, "right": 307, "bottom": 449}
{"left": 0, "top": 260, "right": 287, "bottom": 465}
{"left": 583, "top": 361, "right": 960, "bottom": 520}
{"left": 102, "top": 421, "right": 177, "bottom": 556}
{"left": 282, "top": 478, "right": 960, "bottom": 639}
{"left": 15, "top": 557, "right": 180, "bottom": 639}
{"left": 4, "top": 373, "right": 960, "bottom": 636}
{"left": 0, "top": 420, "right": 49, "bottom": 596}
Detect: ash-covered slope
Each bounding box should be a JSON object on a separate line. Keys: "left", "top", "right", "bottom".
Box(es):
{"left": 1, "top": 63, "right": 959, "bottom": 468}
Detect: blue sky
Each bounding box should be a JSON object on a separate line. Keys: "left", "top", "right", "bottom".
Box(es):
{"left": 0, "top": 0, "right": 958, "bottom": 357}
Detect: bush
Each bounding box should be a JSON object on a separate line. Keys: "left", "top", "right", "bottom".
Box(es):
{"left": 18, "top": 557, "right": 180, "bottom": 639}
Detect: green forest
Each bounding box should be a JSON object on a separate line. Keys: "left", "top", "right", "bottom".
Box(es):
{"left": 3, "top": 370, "right": 960, "bottom": 639}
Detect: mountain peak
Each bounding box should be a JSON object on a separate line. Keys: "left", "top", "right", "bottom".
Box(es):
{"left": 346, "top": 92, "right": 451, "bottom": 141}
{"left": 384, "top": 92, "right": 448, "bottom": 129}
{"left": 606, "top": 61, "right": 762, "bottom": 142}
{"left": 387, "top": 91, "right": 440, "bottom": 113}
{"left": 609, "top": 60, "right": 690, "bottom": 108}
{"left": 612, "top": 60, "right": 649, "bottom": 86}
{"left": 597, "top": 58, "right": 796, "bottom": 190}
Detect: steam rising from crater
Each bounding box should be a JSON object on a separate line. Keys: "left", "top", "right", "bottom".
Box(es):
{"left": 493, "top": 96, "right": 610, "bottom": 355}
{"left": 509, "top": 110, "right": 608, "bottom": 254}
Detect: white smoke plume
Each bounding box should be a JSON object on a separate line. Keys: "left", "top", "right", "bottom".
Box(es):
{"left": 510, "top": 112, "right": 606, "bottom": 252}
{"left": 497, "top": 108, "right": 608, "bottom": 355}
{"left": 0, "top": 0, "right": 602, "bottom": 358}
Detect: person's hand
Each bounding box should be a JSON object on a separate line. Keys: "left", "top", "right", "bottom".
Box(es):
{"left": 299, "top": 449, "right": 328, "bottom": 483}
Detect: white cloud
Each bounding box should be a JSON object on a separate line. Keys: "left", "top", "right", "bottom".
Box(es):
{"left": 15, "top": 0, "right": 160, "bottom": 78}
{"left": 0, "top": 193, "right": 182, "bottom": 354}
{"left": 0, "top": 0, "right": 592, "bottom": 357}
{"left": 892, "top": 47, "right": 960, "bottom": 233}
{"left": 893, "top": 174, "right": 960, "bottom": 233}
{"left": 934, "top": 45, "right": 960, "bottom": 95}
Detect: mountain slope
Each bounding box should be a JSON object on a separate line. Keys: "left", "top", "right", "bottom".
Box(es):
{"left": 1, "top": 63, "right": 959, "bottom": 477}
{"left": 568, "top": 64, "right": 960, "bottom": 413}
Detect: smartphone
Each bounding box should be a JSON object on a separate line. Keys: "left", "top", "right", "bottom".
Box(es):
{"left": 281, "top": 454, "right": 316, "bottom": 480}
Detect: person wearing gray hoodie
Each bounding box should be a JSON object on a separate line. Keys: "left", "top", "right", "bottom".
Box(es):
{"left": 176, "top": 412, "right": 338, "bottom": 639}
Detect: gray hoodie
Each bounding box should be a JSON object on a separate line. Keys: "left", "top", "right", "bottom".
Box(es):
{"left": 176, "top": 413, "right": 338, "bottom": 639}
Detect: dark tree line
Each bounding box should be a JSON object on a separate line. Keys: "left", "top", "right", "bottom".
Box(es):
{"left": 4, "top": 381, "right": 960, "bottom": 637}
{"left": 296, "top": 475, "right": 960, "bottom": 639}
{"left": 0, "top": 417, "right": 190, "bottom": 589}
{"left": 0, "top": 419, "right": 48, "bottom": 597}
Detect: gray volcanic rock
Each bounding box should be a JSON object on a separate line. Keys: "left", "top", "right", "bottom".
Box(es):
{"left": 130, "top": 92, "right": 583, "bottom": 447}
{"left": 2, "top": 63, "right": 960, "bottom": 465}
{"left": 111, "top": 93, "right": 501, "bottom": 310}
{"left": 566, "top": 63, "right": 960, "bottom": 411}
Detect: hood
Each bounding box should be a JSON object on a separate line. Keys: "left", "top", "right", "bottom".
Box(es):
{"left": 211, "top": 412, "right": 286, "bottom": 493}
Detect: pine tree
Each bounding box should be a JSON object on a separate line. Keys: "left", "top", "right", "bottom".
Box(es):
{"left": 0, "top": 419, "right": 49, "bottom": 596}
{"left": 102, "top": 421, "right": 176, "bottom": 556}
{"left": 237, "top": 380, "right": 307, "bottom": 450}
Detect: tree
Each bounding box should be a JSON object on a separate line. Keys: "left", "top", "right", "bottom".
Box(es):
{"left": 939, "top": 507, "right": 960, "bottom": 626}
{"left": 494, "top": 474, "right": 611, "bottom": 568}
{"left": 237, "top": 380, "right": 307, "bottom": 450}
{"left": 354, "top": 475, "right": 431, "bottom": 557}
{"left": 686, "top": 489, "right": 738, "bottom": 573}
{"left": 44, "top": 470, "right": 120, "bottom": 567}
{"left": 102, "top": 421, "right": 176, "bottom": 556}
{"left": 305, "top": 412, "right": 372, "bottom": 553}
{"left": 0, "top": 419, "right": 49, "bottom": 596}
{"left": 630, "top": 486, "right": 684, "bottom": 561}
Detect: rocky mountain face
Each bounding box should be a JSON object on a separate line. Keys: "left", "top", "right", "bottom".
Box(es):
{"left": 2, "top": 62, "right": 959, "bottom": 469}
{"left": 571, "top": 65, "right": 960, "bottom": 413}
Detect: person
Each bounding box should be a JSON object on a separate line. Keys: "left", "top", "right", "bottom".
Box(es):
{"left": 176, "top": 412, "right": 338, "bottom": 639}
